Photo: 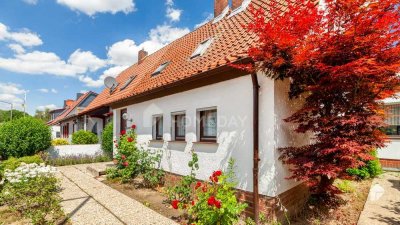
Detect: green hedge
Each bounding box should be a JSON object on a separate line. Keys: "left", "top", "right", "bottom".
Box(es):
{"left": 71, "top": 130, "right": 98, "bottom": 145}
{"left": 101, "top": 122, "right": 113, "bottom": 157}
{"left": 51, "top": 138, "right": 69, "bottom": 146}
{"left": 0, "top": 117, "right": 51, "bottom": 159}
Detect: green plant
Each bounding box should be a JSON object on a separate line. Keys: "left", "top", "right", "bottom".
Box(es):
{"left": 0, "top": 117, "right": 51, "bottom": 159}
{"left": 51, "top": 138, "right": 69, "bottom": 146}
{"left": 101, "top": 122, "right": 114, "bottom": 157}
{"left": 347, "top": 150, "right": 383, "bottom": 179}
{"left": 0, "top": 163, "right": 63, "bottom": 225}
{"left": 0, "top": 155, "right": 43, "bottom": 177}
{"left": 141, "top": 149, "right": 165, "bottom": 188}
{"left": 46, "top": 154, "right": 111, "bottom": 167}
{"left": 335, "top": 180, "right": 355, "bottom": 193}
{"left": 71, "top": 130, "right": 98, "bottom": 145}
{"left": 166, "top": 151, "right": 199, "bottom": 205}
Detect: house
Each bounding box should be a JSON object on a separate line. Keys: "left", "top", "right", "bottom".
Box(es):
{"left": 380, "top": 95, "right": 400, "bottom": 170}
{"left": 47, "top": 99, "right": 74, "bottom": 139}
{"left": 49, "top": 92, "right": 109, "bottom": 142}
{"left": 81, "top": 0, "right": 311, "bottom": 219}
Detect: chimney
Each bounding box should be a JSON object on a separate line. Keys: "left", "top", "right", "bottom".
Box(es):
{"left": 138, "top": 49, "right": 148, "bottom": 63}
{"left": 232, "top": 0, "right": 244, "bottom": 9}
{"left": 76, "top": 93, "right": 84, "bottom": 100}
{"left": 214, "top": 0, "right": 229, "bottom": 18}
{"left": 64, "top": 99, "right": 74, "bottom": 108}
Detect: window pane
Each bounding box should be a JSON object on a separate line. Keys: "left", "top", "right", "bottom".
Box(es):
{"left": 202, "top": 110, "right": 217, "bottom": 137}
{"left": 156, "top": 116, "right": 163, "bottom": 139}
{"left": 385, "top": 105, "right": 400, "bottom": 125}
{"left": 176, "top": 114, "right": 185, "bottom": 138}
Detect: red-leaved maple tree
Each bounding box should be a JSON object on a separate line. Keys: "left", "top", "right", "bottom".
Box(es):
{"left": 241, "top": 0, "right": 400, "bottom": 194}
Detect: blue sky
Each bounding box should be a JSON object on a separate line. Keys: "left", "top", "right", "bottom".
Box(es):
{"left": 0, "top": 0, "right": 213, "bottom": 115}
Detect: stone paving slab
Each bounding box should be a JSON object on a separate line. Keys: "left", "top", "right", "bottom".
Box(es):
{"left": 58, "top": 165, "right": 178, "bottom": 225}
{"left": 358, "top": 172, "right": 400, "bottom": 225}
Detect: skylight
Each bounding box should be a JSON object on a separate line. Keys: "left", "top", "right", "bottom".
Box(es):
{"left": 213, "top": 6, "right": 230, "bottom": 24}
{"left": 191, "top": 39, "right": 213, "bottom": 59}
{"left": 120, "top": 75, "right": 136, "bottom": 90}
{"left": 228, "top": 0, "right": 252, "bottom": 18}
{"left": 152, "top": 62, "right": 170, "bottom": 76}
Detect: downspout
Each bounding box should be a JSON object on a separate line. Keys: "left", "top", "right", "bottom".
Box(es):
{"left": 251, "top": 73, "right": 260, "bottom": 223}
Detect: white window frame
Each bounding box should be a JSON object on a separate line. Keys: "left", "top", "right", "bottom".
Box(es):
{"left": 171, "top": 111, "right": 186, "bottom": 141}
{"left": 152, "top": 114, "right": 164, "bottom": 140}
{"left": 191, "top": 39, "right": 213, "bottom": 59}
{"left": 197, "top": 107, "right": 217, "bottom": 142}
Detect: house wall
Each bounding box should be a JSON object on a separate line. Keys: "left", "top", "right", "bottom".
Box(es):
{"left": 50, "top": 125, "right": 61, "bottom": 139}
{"left": 47, "top": 144, "right": 103, "bottom": 158}
{"left": 378, "top": 138, "right": 400, "bottom": 170}
{"left": 112, "top": 74, "right": 310, "bottom": 197}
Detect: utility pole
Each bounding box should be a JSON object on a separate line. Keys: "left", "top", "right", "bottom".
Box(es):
{"left": 22, "top": 91, "right": 27, "bottom": 117}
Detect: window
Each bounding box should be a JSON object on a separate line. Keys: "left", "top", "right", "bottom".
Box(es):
{"left": 120, "top": 75, "right": 136, "bottom": 91}
{"left": 191, "top": 39, "right": 213, "bottom": 59}
{"left": 385, "top": 104, "right": 400, "bottom": 136}
{"left": 120, "top": 108, "right": 127, "bottom": 133}
{"left": 152, "top": 62, "right": 170, "bottom": 76}
{"left": 153, "top": 115, "right": 163, "bottom": 140}
{"left": 173, "top": 113, "right": 186, "bottom": 141}
{"left": 199, "top": 109, "right": 217, "bottom": 142}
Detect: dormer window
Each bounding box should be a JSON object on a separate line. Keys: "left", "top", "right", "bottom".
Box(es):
{"left": 152, "top": 62, "right": 170, "bottom": 76}
{"left": 213, "top": 6, "right": 230, "bottom": 24}
{"left": 191, "top": 39, "right": 213, "bottom": 59}
{"left": 120, "top": 75, "right": 136, "bottom": 91}
{"left": 229, "top": 0, "right": 251, "bottom": 18}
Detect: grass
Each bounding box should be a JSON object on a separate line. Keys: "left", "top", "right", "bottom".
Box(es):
{"left": 46, "top": 154, "right": 111, "bottom": 166}
{"left": 335, "top": 180, "right": 355, "bottom": 193}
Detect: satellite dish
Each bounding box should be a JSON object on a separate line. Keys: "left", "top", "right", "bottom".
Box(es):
{"left": 104, "top": 77, "right": 118, "bottom": 89}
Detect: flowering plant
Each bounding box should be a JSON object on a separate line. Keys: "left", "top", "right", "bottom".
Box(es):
{"left": 1, "top": 162, "right": 57, "bottom": 184}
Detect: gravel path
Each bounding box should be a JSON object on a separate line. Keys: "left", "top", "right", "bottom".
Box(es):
{"left": 57, "top": 164, "right": 178, "bottom": 225}
{"left": 358, "top": 172, "right": 400, "bottom": 225}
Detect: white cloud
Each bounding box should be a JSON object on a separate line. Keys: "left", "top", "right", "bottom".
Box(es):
{"left": 68, "top": 49, "right": 107, "bottom": 72}
{"left": 194, "top": 13, "right": 213, "bottom": 29}
{"left": 38, "top": 88, "right": 49, "bottom": 93}
{"left": 51, "top": 88, "right": 58, "bottom": 93}
{"left": 0, "top": 23, "right": 42, "bottom": 47}
{"left": 0, "top": 82, "right": 27, "bottom": 110}
{"left": 165, "top": 0, "right": 182, "bottom": 22}
{"left": 56, "top": 0, "right": 135, "bottom": 16}
{"left": 107, "top": 39, "right": 140, "bottom": 66}
{"left": 36, "top": 104, "right": 58, "bottom": 111}
{"left": 8, "top": 44, "right": 25, "bottom": 54}
{"left": 79, "top": 65, "right": 128, "bottom": 88}
{"left": 23, "top": 0, "right": 38, "bottom": 5}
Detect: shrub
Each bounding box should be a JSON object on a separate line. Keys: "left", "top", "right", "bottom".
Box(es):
{"left": 169, "top": 159, "right": 247, "bottom": 225}
{"left": 0, "top": 117, "right": 51, "bottom": 159}
{"left": 335, "top": 180, "right": 355, "bottom": 193}
{"left": 106, "top": 125, "right": 164, "bottom": 186}
{"left": 0, "top": 163, "right": 63, "bottom": 225}
{"left": 0, "top": 155, "right": 43, "bottom": 177}
{"left": 71, "top": 130, "right": 98, "bottom": 145}
{"left": 51, "top": 138, "right": 69, "bottom": 146}
{"left": 101, "top": 122, "right": 114, "bottom": 157}
{"left": 347, "top": 150, "right": 382, "bottom": 179}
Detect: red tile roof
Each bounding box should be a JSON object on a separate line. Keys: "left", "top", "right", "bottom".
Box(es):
{"left": 48, "top": 91, "right": 96, "bottom": 125}
{"left": 82, "top": 0, "right": 269, "bottom": 114}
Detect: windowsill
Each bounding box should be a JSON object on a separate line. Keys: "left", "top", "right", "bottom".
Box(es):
{"left": 193, "top": 141, "right": 218, "bottom": 145}
{"left": 150, "top": 139, "right": 164, "bottom": 142}
{"left": 387, "top": 136, "right": 400, "bottom": 139}
{"left": 169, "top": 140, "right": 187, "bottom": 143}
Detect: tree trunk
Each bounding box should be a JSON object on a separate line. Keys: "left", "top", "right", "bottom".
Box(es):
{"left": 316, "top": 175, "right": 335, "bottom": 195}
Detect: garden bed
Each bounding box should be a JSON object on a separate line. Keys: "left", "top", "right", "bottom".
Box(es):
{"left": 291, "top": 179, "right": 372, "bottom": 225}
{"left": 102, "top": 178, "right": 184, "bottom": 223}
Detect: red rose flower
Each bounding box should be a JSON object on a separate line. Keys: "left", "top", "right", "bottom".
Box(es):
{"left": 120, "top": 130, "right": 126, "bottom": 135}
{"left": 191, "top": 200, "right": 195, "bottom": 206}
{"left": 210, "top": 175, "right": 218, "bottom": 183}
{"left": 171, "top": 200, "right": 179, "bottom": 209}
{"left": 202, "top": 186, "right": 207, "bottom": 192}
{"left": 214, "top": 200, "right": 221, "bottom": 209}
{"left": 213, "top": 170, "right": 222, "bottom": 177}
{"left": 131, "top": 124, "right": 136, "bottom": 129}
{"left": 195, "top": 181, "right": 202, "bottom": 189}
{"left": 115, "top": 144, "right": 118, "bottom": 148}
{"left": 207, "top": 196, "right": 216, "bottom": 206}
{"left": 121, "top": 155, "right": 126, "bottom": 160}
{"left": 123, "top": 161, "right": 129, "bottom": 167}
{"left": 127, "top": 137, "right": 133, "bottom": 142}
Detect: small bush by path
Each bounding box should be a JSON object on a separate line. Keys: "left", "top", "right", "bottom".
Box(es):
{"left": 71, "top": 130, "right": 98, "bottom": 145}
{"left": 51, "top": 138, "right": 69, "bottom": 146}
{"left": 101, "top": 122, "right": 113, "bottom": 157}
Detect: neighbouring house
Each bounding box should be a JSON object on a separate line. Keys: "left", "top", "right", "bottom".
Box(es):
{"left": 47, "top": 99, "right": 74, "bottom": 139}
{"left": 380, "top": 95, "right": 400, "bottom": 171}
{"left": 81, "top": 0, "right": 311, "bottom": 218}
{"left": 49, "top": 92, "right": 109, "bottom": 142}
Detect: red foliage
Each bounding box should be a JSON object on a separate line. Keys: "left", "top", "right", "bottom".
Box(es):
{"left": 240, "top": 0, "right": 400, "bottom": 194}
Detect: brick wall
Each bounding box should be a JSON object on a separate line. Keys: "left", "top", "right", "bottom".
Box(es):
{"left": 380, "top": 158, "right": 400, "bottom": 170}
{"left": 163, "top": 172, "right": 309, "bottom": 221}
